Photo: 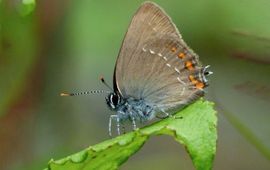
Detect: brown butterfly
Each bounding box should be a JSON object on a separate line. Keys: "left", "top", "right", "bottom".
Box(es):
{"left": 62, "top": 2, "right": 212, "bottom": 136}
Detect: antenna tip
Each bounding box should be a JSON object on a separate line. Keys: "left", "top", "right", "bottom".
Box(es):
{"left": 60, "top": 92, "right": 71, "bottom": 97}
{"left": 100, "top": 76, "right": 105, "bottom": 82}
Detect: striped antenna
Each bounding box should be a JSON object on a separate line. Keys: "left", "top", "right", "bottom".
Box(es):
{"left": 60, "top": 90, "right": 110, "bottom": 97}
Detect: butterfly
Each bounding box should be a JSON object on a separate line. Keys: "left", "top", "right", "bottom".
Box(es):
{"left": 61, "top": 2, "right": 212, "bottom": 137}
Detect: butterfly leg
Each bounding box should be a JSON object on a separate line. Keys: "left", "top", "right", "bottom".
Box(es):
{"left": 122, "top": 125, "right": 126, "bottom": 134}
{"left": 109, "top": 115, "right": 118, "bottom": 137}
{"left": 116, "top": 116, "right": 121, "bottom": 135}
{"left": 131, "top": 116, "right": 137, "bottom": 130}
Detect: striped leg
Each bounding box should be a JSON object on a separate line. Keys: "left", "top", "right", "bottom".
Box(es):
{"left": 116, "top": 116, "right": 121, "bottom": 135}
{"left": 109, "top": 115, "right": 118, "bottom": 137}
{"left": 131, "top": 116, "right": 137, "bottom": 130}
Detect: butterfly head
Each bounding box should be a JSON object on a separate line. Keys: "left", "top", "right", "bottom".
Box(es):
{"left": 106, "top": 92, "right": 122, "bottom": 110}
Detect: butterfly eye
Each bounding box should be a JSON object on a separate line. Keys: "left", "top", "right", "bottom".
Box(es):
{"left": 110, "top": 93, "right": 120, "bottom": 106}
{"left": 106, "top": 93, "right": 120, "bottom": 110}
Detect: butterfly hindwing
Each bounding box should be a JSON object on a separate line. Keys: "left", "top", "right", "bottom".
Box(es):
{"left": 114, "top": 2, "right": 205, "bottom": 113}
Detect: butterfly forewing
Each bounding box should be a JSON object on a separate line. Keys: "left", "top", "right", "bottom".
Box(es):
{"left": 114, "top": 2, "right": 204, "bottom": 113}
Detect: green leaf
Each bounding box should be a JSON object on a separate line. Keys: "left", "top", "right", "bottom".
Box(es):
{"left": 18, "top": 0, "right": 36, "bottom": 16}
{"left": 46, "top": 99, "right": 217, "bottom": 170}
{"left": 0, "top": 1, "right": 38, "bottom": 117}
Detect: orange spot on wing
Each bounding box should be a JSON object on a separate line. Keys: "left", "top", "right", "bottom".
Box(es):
{"left": 189, "top": 75, "right": 205, "bottom": 89}
{"left": 188, "top": 66, "right": 194, "bottom": 70}
{"left": 171, "top": 47, "right": 177, "bottom": 52}
{"left": 178, "top": 52, "right": 185, "bottom": 59}
{"left": 196, "top": 82, "right": 205, "bottom": 89}
{"left": 185, "top": 61, "right": 194, "bottom": 70}
{"left": 189, "top": 75, "right": 198, "bottom": 84}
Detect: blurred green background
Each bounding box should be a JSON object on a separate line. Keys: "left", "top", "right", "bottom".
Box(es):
{"left": 1, "top": 0, "right": 270, "bottom": 169}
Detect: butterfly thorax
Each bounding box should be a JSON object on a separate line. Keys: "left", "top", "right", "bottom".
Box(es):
{"left": 106, "top": 93, "right": 156, "bottom": 122}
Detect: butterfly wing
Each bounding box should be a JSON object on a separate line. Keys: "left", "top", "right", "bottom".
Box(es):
{"left": 114, "top": 2, "right": 207, "bottom": 112}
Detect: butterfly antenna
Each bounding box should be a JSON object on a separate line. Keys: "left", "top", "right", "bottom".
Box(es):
{"left": 60, "top": 90, "right": 110, "bottom": 97}
{"left": 100, "top": 76, "right": 113, "bottom": 91}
